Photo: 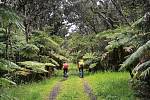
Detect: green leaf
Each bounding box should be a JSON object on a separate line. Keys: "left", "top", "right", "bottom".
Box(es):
{"left": 0, "top": 78, "right": 16, "bottom": 87}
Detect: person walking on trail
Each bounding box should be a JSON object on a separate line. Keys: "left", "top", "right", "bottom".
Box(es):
{"left": 78, "top": 59, "right": 84, "bottom": 78}
{"left": 63, "top": 61, "right": 69, "bottom": 77}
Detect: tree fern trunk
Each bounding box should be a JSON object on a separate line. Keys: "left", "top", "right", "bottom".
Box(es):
{"left": 5, "top": 27, "right": 8, "bottom": 59}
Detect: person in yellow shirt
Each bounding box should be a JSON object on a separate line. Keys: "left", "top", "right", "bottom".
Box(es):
{"left": 78, "top": 59, "right": 84, "bottom": 78}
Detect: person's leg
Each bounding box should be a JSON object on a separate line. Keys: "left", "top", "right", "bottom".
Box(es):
{"left": 65, "top": 69, "right": 67, "bottom": 77}
{"left": 79, "top": 68, "right": 81, "bottom": 77}
{"left": 63, "top": 69, "right": 65, "bottom": 77}
{"left": 81, "top": 67, "right": 83, "bottom": 77}
{"left": 66, "top": 68, "right": 68, "bottom": 77}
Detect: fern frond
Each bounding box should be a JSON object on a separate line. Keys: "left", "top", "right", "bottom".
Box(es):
{"left": 131, "top": 16, "right": 144, "bottom": 27}
{"left": 20, "top": 44, "right": 39, "bottom": 58}
{"left": 120, "top": 40, "right": 150, "bottom": 70}
{"left": 132, "top": 60, "right": 150, "bottom": 78}
{"left": 0, "top": 78, "right": 16, "bottom": 87}
{"left": 0, "top": 59, "right": 21, "bottom": 71}
{"left": 140, "top": 67, "right": 150, "bottom": 79}
{"left": 18, "top": 61, "right": 49, "bottom": 73}
{"left": 83, "top": 52, "right": 97, "bottom": 59}
{"left": 0, "top": 7, "right": 25, "bottom": 31}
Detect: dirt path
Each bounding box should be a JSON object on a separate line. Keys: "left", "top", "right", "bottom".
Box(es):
{"left": 49, "top": 78, "right": 67, "bottom": 100}
{"left": 83, "top": 79, "right": 97, "bottom": 100}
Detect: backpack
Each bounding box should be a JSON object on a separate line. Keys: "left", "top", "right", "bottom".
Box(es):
{"left": 63, "top": 63, "right": 68, "bottom": 69}
{"left": 79, "top": 61, "right": 84, "bottom": 68}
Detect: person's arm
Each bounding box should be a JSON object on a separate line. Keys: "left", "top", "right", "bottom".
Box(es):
{"left": 62, "top": 64, "right": 64, "bottom": 69}
{"left": 77, "top": 63, "right": 79, "bottom": 68}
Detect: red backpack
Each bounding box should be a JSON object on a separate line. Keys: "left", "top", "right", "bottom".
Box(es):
{"left": 63, "top": 63, "right": 68, "bottom": 69}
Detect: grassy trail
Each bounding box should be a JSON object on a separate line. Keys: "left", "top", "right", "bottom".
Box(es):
{"left": 57, "top": 76, "right": 89, "bottom": 100}
{"left": 1, "top": 64, "right": 136, "bottom": 100}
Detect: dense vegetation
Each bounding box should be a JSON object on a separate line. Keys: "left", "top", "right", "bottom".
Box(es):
{"left": 0, "top": 0, "right": 150, "bottom": 99}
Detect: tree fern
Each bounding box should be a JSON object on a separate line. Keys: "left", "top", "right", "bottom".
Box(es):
{"left": 89, "top": 63, "right": 97, "bottom": 68}
{"left": 0, "top": 78, "right": 16, "bottom": 87}
{"left": 18, "top": 61, "right": 49, "bottom": 73}
{"left": 0, "top": 42, "right": 5, "bottom": 56}
{"left": 20, "top": 44, "right": 39, "bottom": 58}
{"left": 131, "top": 16, "right": 144, "bottom": 27}
{"left": 132, "top": 60, "right": 150, "bottom": 79}
{"left": 120, "top": 40, "right": 150, "bottom": 70}
{"left": 0, "top": 59, "right": 21, "bottom": 72}
{"left": 83, "top": 52, "right": 97, "bottom": 59}
{"left": 83, "top": 52, "right": 98, "bottom": 68}
{"left": 0, "top": 7, "right": 24, "bottom": 31}
{"left": 140, "top": 67, "right": 150, "bottom": 79}
{"left": 50, "top": 58, "right": 60, "bottom": 66}
{"left": 51, "top": 53, "right": 68, "bottom": 61}
{"left": 31, "top": 31, "right": 60, "bottom": 53}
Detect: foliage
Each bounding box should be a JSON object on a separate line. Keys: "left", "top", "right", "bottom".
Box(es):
{"left": 67, "top": 33, "right": 107, "bottom": 64}
{"left": 31, "top": 31, "right": 60, "bottom": 53}
{"left": 83, "top": 52, "right": 97, "bottom": 60}
{"left": 0, "top": 78, "right": 59, "bottom": 100}
{"left": 83, "top": 52, "right": 98, "bottom": 69}
{"left": 0, "top": 7, "right": 24, "bottom": 31}
{"left": 0, "top": 42, "right": 5, "bottom": 56}
{"left": 0, "top": 59, "right": 21, "bottom": 72}
{"left": 0, "top": 28, "right": 6, "bottom": 42}
{"left": 131, "top": 12, "right": 150, "bottom": 32}
{"left": 0, "top": 78, "right": 16, "bottom": 87}
{"left": 20, "top": 44, "right": 40, "bottom": 58}
{"left": 132, "top": 61, "right": 150, "bottom": 79}
{"left": 0, "top": 1, "right": 150, "bottom": 99}
{"left": 120, "top": 40, "right": 150, "bottom": 70}
{"left": 131, "top": 16, "right": 144, "bottom": 28}
{"left": 130, "top": 79, "right": 150, "bottom": 98}
{"left": 18, "top": 61, "right": 53, "bottom": 73}
{"left": 96, "top": 27, "right": 138, "bottom": 51}
{"left": 51, "top": 53, "right": 69, "bottom": 63}
{"left": 85, "top": 72, "right": 135, "bottom": 99}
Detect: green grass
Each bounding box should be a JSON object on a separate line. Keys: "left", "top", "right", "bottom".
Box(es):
{"left": 0, "top": 66, "right": 137, "bottom": 100}
{"left": 0, "top": 78, "right": 60, "bottom": 100}
{"left": 57, "top": 76, "right": 89, "bottom": 100}
{"left": 85, "top": 72, "right": 136, "bottom": 100}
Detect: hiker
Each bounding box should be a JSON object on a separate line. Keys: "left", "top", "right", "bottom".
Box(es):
{"left": 78, "top": 59, "right": 84, "bottom": 78}
{"left": 63, "top": 61, "right": 69, "bottom": 77}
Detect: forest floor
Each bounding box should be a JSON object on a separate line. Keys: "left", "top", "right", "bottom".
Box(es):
{"left": 1, "top": 64, "right": 136, "bottom": 100}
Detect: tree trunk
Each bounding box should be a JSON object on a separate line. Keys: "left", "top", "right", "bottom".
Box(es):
{"left": 111, "top": 0, "right": 131, "bottom": 26}
{"left": 5, "top": 23, "right": 12, "bottom": 60}
{"left": 5, "top": 27, "right": 9, "bottom": 59}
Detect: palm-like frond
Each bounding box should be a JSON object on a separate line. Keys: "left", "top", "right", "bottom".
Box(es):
{"left": 31, "top": 31, "right": 59, "bottom": 52}
{"left": 50, "top": 58, "right": 60, "bottom": 66}
{"left": 0, "top": 7, "right": 25, "bottom": 31}
{"left": 20, "top": 44, "right": 39, "bottom": 58}
{"left": 18, "top": 61, "right": 50, "bottom": 73}
{"left": 132, "top": 60, "right": 150, "bottom": 79}
{"left": 120, "top": 40, "right": 150, "bottom": 70}
{"left": 131, "top": 16, "right": 144, "bottom": 27}
{"left": 0, "top": 78, "right": 16, "bottom": 87}
{"left": 89, "top": 63, "right": 97, "bottom": 68}
{"left": 0, "top": 59, "right": 21, "bottom": 72}
{"left": 140, "top": 67, "right": 150, "bottom": 79}
{"left": 51, "top": 53, "right": 68, "bottom": 61}
{"left": 0, "top": 28, "right": 6, "bottom": 41}
{"left": 0, "top": 42, "right": 5, "bottom": 55}
{"left": 83, "top": 52, "right": 97, "bottom": 59}
{"left": 83, "top": 53, "right": 98, "bottom": 68}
